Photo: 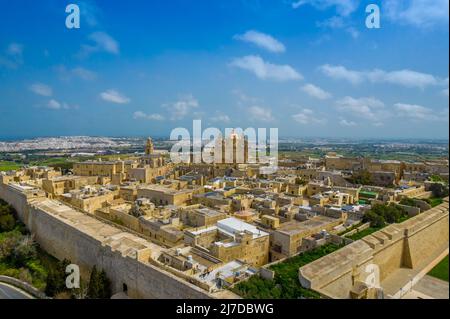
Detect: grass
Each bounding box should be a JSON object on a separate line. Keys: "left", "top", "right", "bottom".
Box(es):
{"left": 347, "top": 226, "right": 382, "bottom": 241}
{"left": 0, "top": 201, "right": 60, "bottom": 292}
{"left": 231, "top": 243, "right": 343, "bottom": 299}
{"left": 425, "top": 197, "right": 444, "bottom": 208}
{"left": 0, "top": 161, "right": 22, "bottom": 171}
{"left": 0, "top": 227, "right": 59, "bottom": 291}
{"left": 428, "top": 255, "right": 449, "bottom": 282}
{"left": 338, "top": 222, "right": 363, "bottom": 236}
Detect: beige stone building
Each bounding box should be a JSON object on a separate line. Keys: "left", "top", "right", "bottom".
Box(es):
{"left": 179, "top": 206, "right": 227, "bottom": 227}
{"left": 137, "top": 184, "right": 194, "bottom": 206}
{"left": 62, "top": 186, "right": 119, "bottom": 213}
{"left": 184, "top": 217, "right": 270, "bottom": 267}
{"left": 270, "top": 216, "right": 345, "bottom": 261}
{"left": 42, "top": 175, "right": 99, "bottom": 196}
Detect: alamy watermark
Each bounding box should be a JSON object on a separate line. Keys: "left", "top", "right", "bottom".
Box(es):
{"left": 65, "top": 3, "right": 381, "bottom": 30}
{"left": 65, "top": 264, "right": 80, "bottom": 289}
{"left": 365, "top": 4, "right": 381, "bottom": 29}
{"left": 169, "top": 120, "right": 279, "bottom": 174}
{"left": 65, "top": 4, "right": 80, "bottom": 29}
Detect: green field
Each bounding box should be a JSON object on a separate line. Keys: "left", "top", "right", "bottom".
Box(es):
{"left": 424, "top": 197, "right": 444, "bottom": 208}
{"left": 231, "top": 243, "right": 343, "bottom": 299}
{"left": 428, "top": 255, "right": 449, "bottom": 282}
{"left": 0, "top": 161, "right": 22, "bottom": 171}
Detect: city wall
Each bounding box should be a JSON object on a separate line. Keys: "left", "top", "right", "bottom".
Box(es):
{"left": 299, "top": 199, "right": 449, "bottom": 298}
{"left": 0, "top": 183, "right": 221, "bottom": 299}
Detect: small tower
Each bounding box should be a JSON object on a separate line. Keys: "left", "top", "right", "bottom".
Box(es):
{"left": 145, "top": 137, "right": 154, "bottom": 155}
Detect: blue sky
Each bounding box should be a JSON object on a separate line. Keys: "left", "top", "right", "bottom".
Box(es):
{"left": 0, "top": 0, "right": 448, "bottom": 139}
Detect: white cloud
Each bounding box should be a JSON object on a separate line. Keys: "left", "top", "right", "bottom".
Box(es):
{"left": 43, "top": 100, "right": 74, "bottom": 110}
{"left": 336, "top": 96, "right": 387, "bottom": 121}
{"left": 385, "top": 0, "right": 449, "bottom": 28}
{"left": 133, "top": 111, "right": 164, "bottom": 121}
{"left": 47, "top": 99, "right": 61, "bottom": 110}
{"left": 346, "top": 27, "right": 360, "bottom": 39}
{"left": 234, "top": 30, "right": 286, "bottom": 53}
{"left": 394, "top": 103, "right": 441, "bottom": 121}
{"left": 164, "top": 95, "right": 199, "bottom": 120}
{"left": 79, "top": 32, "right": 119, "bottom": 57}
{"left": 56, "top": 65, "right": 97, "bottom": 81}
{"left": 248, "top": 106, "right": 275, "bottom": 122}
{"left": 442, "top": 77, "right": 449, "bottom": 96}
{"left": 339, "top": 118, "right": 356, "bottom": 126}
{"left": 100, "top": 89, "right": 130, "bottom": 104}
{"left": 7, "top": 43, "right": 23, "bottom": 56}
{"left": 320, "top": 64, "right": 442, "bottom": 88}
{"left": 292, "top": 108, "right": 326, "bottom": 125}
{"left": 0, "top": 42, "right": 24, "bottom": 69}
{"left": 72, "top": 67, "right": 97, "bottom": 81}
{"left": 79, "top": 1, "right": 101, "bottom": 27}
{"left": 315, "top": 15, "right": 360, "bottom": 39}
{"left": 319, "top": 64, "right": 364, "bottom": 85}
{"left": 292, "top": 0, "right": 359, "bottom": 16}
{"left": 232, "top": 90, "right": 262, "bottom": 106}
{"left": 210, "top": 114, "right": 231, "bottom": 123}
{"left": 30, "top": 83, "right": 53, "bottom": 97}
{"left": 367, "top": 69, "right": 439, "bottom": 89}
{"left": 316, "top": 16, "right": 345, "bottom": 28}
{"left": 89, "top": 32, "right": 119, "bottom": 54}
{"left": 230, "top": 55, "right": 302, "bottom": 81}
{"left": 301, "top": 83, "right": 331, "bottom": 100}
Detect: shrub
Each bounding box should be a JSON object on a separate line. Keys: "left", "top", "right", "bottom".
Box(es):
{"left": 363, "top": 203, "right": 406, "bottom": 227}
{"left": 363, "top": 210, "right": 385, "bottom": 228}
{"left": 87, "top": 266, "right": 112, "bottom": 299}
{"left": 0, "top": 203, "right": 16, "bottom": 232}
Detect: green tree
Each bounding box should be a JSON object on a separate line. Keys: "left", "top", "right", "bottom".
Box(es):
{"left": 0, "top": 203, "right": 16, "bottom": 232}
{"left": 429, "top": 183, "right": 449, "bottom": 198}
{"left": 12, "top": 235, "right": 37, "bottom": 267}
{"left": 399, "top": 197, "right": 417, "bottom": 207}
{"left": 45, "top": 258, "right": 71, "bottom": 297}
{"left": 363, "top": 210, "right": 386, "bottom": 228}
{"left": 0, "top": 231, "right": 21, "bottom": 260}
{"left": 349, "top": 170, "right": 373, "bottom": 185}
{"left": 87, "top": 266, "right": 112, "bottom": 299}
{"left": 87, "top": 266, "right": 100, "bottom": 298}
{"left": 98, "top": 269, "right": 112, "bottom": 299}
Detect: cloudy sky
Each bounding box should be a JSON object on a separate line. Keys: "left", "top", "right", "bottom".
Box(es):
{"left": 0, "top": 0, "right": 448, "bottom": 139}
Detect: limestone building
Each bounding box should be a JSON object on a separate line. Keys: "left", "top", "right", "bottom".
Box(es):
{"left": 184, "top": 217, "right": 270, "bottom": 267}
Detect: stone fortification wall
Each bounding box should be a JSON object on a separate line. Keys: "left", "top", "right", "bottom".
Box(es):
{"left": 0, "top": 183, "right": 226, "bottom": 299}
{"left": 299, "top": 199, "right": 449, "bottom": 298}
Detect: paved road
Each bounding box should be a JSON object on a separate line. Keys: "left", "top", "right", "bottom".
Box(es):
{"left": 412, "top": 275, "right": 449, "bottom": 299}
{"left": 0, "top": 282, "right": 34, "bottom": 299}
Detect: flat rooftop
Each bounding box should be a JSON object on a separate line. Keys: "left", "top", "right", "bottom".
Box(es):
{"left": 217, "top": 217, "right": 268, "bottom": 239}
{"left": 29, "top": 198, "right": 163, "bottom": 255}
{"left": 276, "top": 216, "right": 338, "bottom": 236}
{"left": 138, "top": 184, "right": 192, "bottom": 195}
{"left": 196, "top": 207, "right": 224, "bottom": 217}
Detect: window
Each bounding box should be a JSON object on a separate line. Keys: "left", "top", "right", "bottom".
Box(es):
{"left": 122, "top": 283, "right": 128, "bottom": 293}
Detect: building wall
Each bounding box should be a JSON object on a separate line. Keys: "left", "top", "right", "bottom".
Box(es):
{"left": 211, "top": 235, "right": 270, "bottom": 267}
{"left": 73, "top": 161, "right": 125, "bottom": 177}
{"left": 299, "top": 200, "right": 449, "bottom": 299}
{"left": 138, "top": 188, "right": 193, "bottom": 206}
{"left": 70, "top": 191, "right": 117, "bottom": 213}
